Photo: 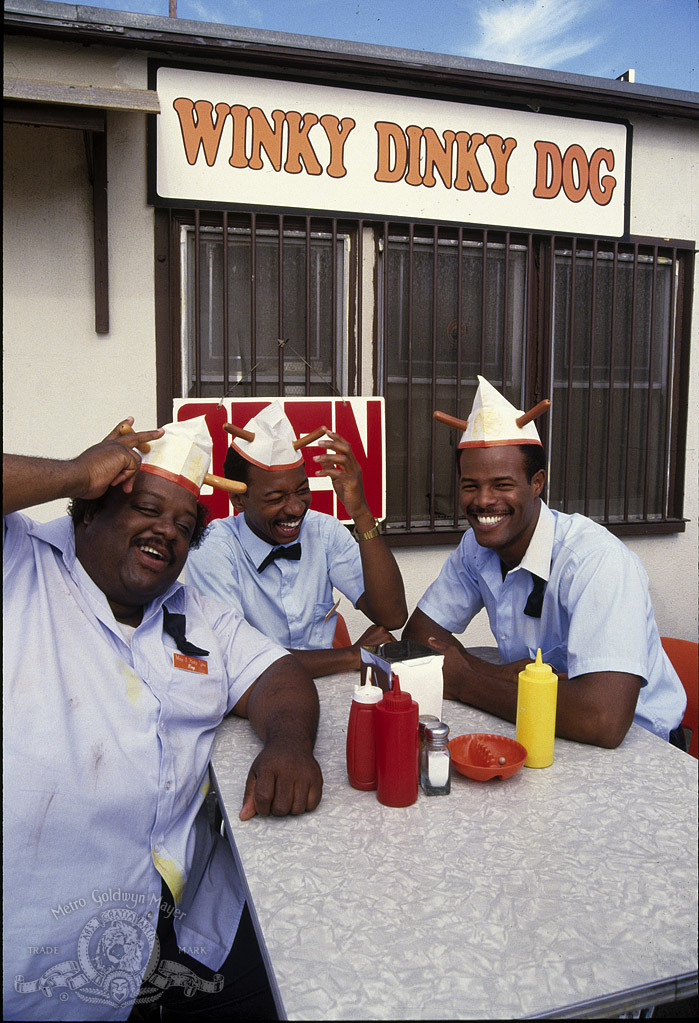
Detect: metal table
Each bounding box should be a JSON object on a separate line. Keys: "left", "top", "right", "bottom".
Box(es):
{"left": 211, "top": 672, "right": 698, "bottom": 1020}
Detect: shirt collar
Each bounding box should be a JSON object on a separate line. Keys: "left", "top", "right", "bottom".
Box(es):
{"left": 517, "top": 501, "right": 555, "bottom": 581}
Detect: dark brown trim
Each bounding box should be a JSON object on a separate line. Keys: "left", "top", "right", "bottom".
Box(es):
{"left": 670, "top": 247, "right": 694, "bottom": 520}
{"left": 90, "top": 129, "right": 109, "bottom": 335}
{"left": 154, "top": 207, "right": 175, "bottom": 426}
{"left": 383, "top": 517, "right": 687, "bottom": 547}
{"left": 3, "top": 100, "right": 105, "bottom": 132}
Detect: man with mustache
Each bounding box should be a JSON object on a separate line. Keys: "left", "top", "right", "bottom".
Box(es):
{"left": 187, "top": 402, "right": 407, "bottom": 677}
{"left": 3, "top": 416, "right": 322, "bottom": 1020}
{"left": 403, "top": 377, "right": 686, "bottom": 750}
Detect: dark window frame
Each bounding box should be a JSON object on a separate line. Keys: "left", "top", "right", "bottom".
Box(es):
{"left": 154, "top": 207, "right": 692, "bottom": 543}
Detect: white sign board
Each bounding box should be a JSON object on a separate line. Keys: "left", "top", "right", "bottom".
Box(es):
{"left": 152, "top": 65, "right": 628, "bottom": 237}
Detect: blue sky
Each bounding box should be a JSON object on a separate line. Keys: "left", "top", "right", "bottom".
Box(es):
{"left": 42, "top": 0, "right": 696, "bottom": 92}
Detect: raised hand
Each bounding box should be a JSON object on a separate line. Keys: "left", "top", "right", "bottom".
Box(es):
{"left": 74, "top": 418, "right": 164, "bottom": 498}
{"left": 3, "top": 418, "right": 164, "bottom": 515}
{"left": 312, "top": 431, "right": 371, "bottom": 524}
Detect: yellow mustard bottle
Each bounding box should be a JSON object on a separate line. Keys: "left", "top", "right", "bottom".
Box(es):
{"left": 515, "top": 649, "right": 558, "bottom": 768}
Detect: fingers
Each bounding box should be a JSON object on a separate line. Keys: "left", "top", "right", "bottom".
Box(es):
{"left": 74, "top": 421, "right": 167, "bottom": 500}
{"left": 359, "top": 624, "right": 394, "bottom": 645}
{"left": 239, "top": 769, "right": 258, "bottom": 820}
{"left": 239, "top": 757, "right": 322, "bottom": 819}
{"left": 105, "top": 417, "right": 135, "bottom": 441}
{"left": 427, "top": 635, "right": 450, "bottom": 654}
{"left": 114, "top": 420, "right": 165, "bottom": 453}
{"left": 312, "top": 431, "right": 359, "bottom": 476}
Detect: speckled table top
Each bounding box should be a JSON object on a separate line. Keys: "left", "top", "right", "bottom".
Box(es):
{"left": 212, "top": 672, "right": 698, "bottom": 1021}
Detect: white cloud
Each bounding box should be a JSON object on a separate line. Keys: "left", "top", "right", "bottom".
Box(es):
{"left": 465, "top": 0, "right": 605, "bottom": 69}
{"left": 182, "top": 2, "right": 266, "bottom": 28}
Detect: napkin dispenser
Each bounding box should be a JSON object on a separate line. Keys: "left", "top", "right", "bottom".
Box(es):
{"left": 360, "top": 640, "right": 444, "bottom": 720}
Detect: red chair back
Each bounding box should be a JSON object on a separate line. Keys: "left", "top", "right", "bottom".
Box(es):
{"left": 332, "top": 613, "right": 352, "bottom": 649}
{"left": 661, "top": 637, "right": 699, "bottom": 759}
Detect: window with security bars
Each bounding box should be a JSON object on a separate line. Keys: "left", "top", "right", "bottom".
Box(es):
{"left": 378, "top": 226, "right": 529, "bottom": 532}
{"left": 547, "top": 239, "right": 689, "bottom": 528}
{"left": 178, "top": 213, "right": 350, "bottom": 400}
{"left": 157, "top": 209, "right": 691, "bottom": 539}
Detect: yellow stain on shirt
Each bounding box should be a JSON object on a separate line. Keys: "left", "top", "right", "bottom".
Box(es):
{"left": 152, "top": 848, "right": 185, "bottom": 905}
{"left": 118, "top": 663, "right": 142, "bottom": 706}
{"left": 200, "top": 776, "right": 211, "bottom": 799}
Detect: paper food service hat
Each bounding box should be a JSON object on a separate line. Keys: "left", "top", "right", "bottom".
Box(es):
{"left": 223, "top": 401, "right": 327, "bottom": 470}
{"left": 433, "top": 376, "right": 550, "bottom": 448}
{"left": 121, "top": 417, "right": 246, "bottom": 495}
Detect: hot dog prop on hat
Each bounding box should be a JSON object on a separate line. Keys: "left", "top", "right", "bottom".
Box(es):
{"left": 433, "top": 375, "right": 550, "bottom": 447}
{"left": 120, "top": 417, "right": 247, "bottom": 494}
{"left": 223, "top": 401, "right": 328, "bottom": 469}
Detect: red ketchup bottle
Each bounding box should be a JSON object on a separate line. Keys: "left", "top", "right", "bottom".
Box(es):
{"left": 346, "top": 668, "right": 384, "bottom": 790}
{"left": 375, "top": 673, "right": 419, "bottom": 807}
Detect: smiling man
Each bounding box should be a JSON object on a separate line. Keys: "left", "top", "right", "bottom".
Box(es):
{"left": 3, "top": 416, "right": 322, "bottom": 1021}
{"left": 403, "top": 377, "right": 686, "bottom": 750}
{"left": 187, "top": 402, "right": 407, "bottom": 677}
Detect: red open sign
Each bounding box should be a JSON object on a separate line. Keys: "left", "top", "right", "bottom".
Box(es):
{"left": 174, "top": 397, "right": 386, "bottom": 524}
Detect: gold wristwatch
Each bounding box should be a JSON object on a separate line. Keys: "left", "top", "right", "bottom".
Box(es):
{"left": 355, "top": 519, "right": 381, "bottom": 542}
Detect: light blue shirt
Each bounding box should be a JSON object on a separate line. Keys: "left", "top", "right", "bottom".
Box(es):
{"left": 418, "top": 502, "right": 686, "bottom": 741}
{"left": 3, "top": 512, "right": 288, "bottom": 1021}
{"left": 187, "top": 510, "right": 365, "bottom": 649}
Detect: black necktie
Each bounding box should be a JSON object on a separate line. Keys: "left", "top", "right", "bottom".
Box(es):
{"left": 524, "top": 575, "right": 547, "bottom": 619}
{"left": 257, "top": 543, "right": 302, "bottom": 574}
{"left": 162, "top": 607, "right": 209, "bottom": 657}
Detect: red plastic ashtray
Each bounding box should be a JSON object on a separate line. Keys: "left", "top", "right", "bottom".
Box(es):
{"left": 449, "top": 733, "right": 527, "bottom": 781}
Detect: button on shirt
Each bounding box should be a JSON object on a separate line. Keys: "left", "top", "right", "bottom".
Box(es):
{"left": 187, "top": 510, "right": 365, "bottom": 649}
{"left": 417, "top": 502, "right": 685, "bottom": 741}
{"left": 3, "top": 512, "right": 288, "bottom": 1021}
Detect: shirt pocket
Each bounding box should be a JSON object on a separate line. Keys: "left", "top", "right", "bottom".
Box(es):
{"left": 309, "top": 601, "right": 338, "bottom": 649}
{"left": 168, "top": 651, "right": 229, "bottom": 721}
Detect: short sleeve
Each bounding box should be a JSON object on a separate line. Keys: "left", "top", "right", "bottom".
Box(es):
{"left": 562, "top": 544, "right": 651, "bottom": 683}
{"left": 325, "top": 519, "right": 365, "bottom": 607}
{"left": 417, "top": 535, "right": 485, "bottom": 633}
{"left": 187, "top": 528, "right": 245, "bottom": 617}
{"left": 204, "top": 596, "right": 289, "bottom": 711}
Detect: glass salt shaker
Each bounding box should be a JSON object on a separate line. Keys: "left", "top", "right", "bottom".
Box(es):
{"left": 420, "top": 721, "right": 451, "bottom": 795}
{"left": 418, "top": 714, "right": 440, "bottom": 761}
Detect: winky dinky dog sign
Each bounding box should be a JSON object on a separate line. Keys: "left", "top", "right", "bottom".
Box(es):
{"left": 150, "top": 64, "right": 629, "bottom": 237}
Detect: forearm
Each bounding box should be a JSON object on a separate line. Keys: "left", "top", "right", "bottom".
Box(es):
{"left": 242, "top": 654, "right": 320, "bottom": 750}
{"left": 288, "top": 646, "right": 360, "bottom": 678}
{"left": 447, "top": 654, "right": 638, "bottom": 749}
{"left": 445, "top": 652, "right": 522, "bottom": 723}
{"left": 4, "top": 422, "right": 164, "bottom": 515}
{"left": 3, "top": 453, "right": 87, "bottom": 515}
{"left": 355, "top": 532, "right": 407, "bottom": 629}
{"left": 405, "top": 610, "right": 637, "bottom": 748}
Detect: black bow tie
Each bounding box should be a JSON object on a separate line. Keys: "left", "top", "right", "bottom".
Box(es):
{"left": 524, "top": 575, "right": 547, "bottom": 619}
{"left": 257, "top": 543, "right": 302, "bottom": 574}
{"left": 162, "top": 607, "right": 209, "bottom": 657}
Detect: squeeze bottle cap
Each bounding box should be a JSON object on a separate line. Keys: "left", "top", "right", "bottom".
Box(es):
{"left": 381, "top": 673, "right": 412, "bottom": 709}
{"left": 522, "top": 649, "right": 557, "bottom": 682}
{"left": 353, "top": 667, "right": 384, "bottom": 704}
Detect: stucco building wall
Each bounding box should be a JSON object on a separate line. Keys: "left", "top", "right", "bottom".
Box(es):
{"left": 3, "top": 33, "right": 697, "bottom": 643}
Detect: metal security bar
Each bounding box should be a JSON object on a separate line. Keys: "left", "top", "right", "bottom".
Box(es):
{"left": 379, "top": 224, "right": 530, "bottom": 538}
{"left": 157, "top": 208, "right": 691, "bottom": 540}
{"left": 547, "top": 238, "right": 690, "bottom": 531}
{"left": 177, "top": 210, "right": 351, "bottom": 400}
